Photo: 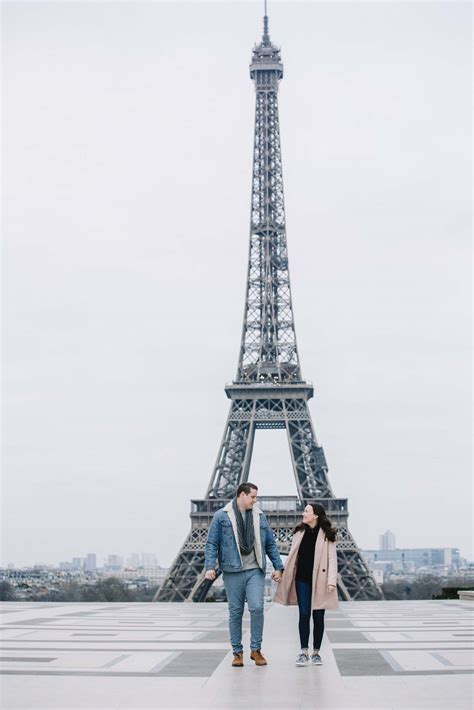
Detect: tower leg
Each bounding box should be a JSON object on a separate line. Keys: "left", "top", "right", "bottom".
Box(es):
{"left": 206, "top": 405, "right": 256, "bottom": 499}
{"left": 285, "top": 402, "right": 383, "bottom": 600}
{"left": 335, "top": 527, "right": 383, "bottom": 600}
{"left": 155, "top": 410, "right": 256, "bottom": 601}
{"left": 287, "top": 418, "right": 332, "bottom": 498}
{"left": 154, "top": 528, "right": 208, "bottom": 602}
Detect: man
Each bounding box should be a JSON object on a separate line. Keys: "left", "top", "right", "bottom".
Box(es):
{"left": 204, "top": 482, "right": 284, "bottom": 667}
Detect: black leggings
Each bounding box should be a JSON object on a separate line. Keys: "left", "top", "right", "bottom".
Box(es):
{"left": 296, "top": 579, "right": 325, "bottom": 650}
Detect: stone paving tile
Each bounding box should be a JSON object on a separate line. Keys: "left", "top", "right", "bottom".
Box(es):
{"left": 0, "top": 600, "right": 473, "bottom": 709}
{"left": 328, "top": 600, "right": 474, "bottom": 679}
{"left": 5, "top": 618, "right": 51, "bottom": 626}
{"left": 325, "top": 630, "right": 371, "bottom": 643}
{"left": 156, "top": 649, "right": 228, "bottom": 677}
{"left": 0, "top": 656, "right": 57, "bottom": 663}
{"left": 200, "top": 630, "right": 232, "bottom": 643}
{"left": 0, "top": 602, "right": 233, "bottom": 682}
{"left": 334, "top": 648, "right": 396, "bottom": 676}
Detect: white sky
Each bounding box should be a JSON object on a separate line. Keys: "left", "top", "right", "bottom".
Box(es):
{"left": 2, "top": 1, "right": 472, "bottom": 568}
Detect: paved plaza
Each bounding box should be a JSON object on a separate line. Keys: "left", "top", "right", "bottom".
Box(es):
{"left": 0, "top": 599, "right": 472, "bottom": 709}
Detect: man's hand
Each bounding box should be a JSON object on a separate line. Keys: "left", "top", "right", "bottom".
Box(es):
{"left": 205, "top": 570, "right": 216, "bottom": 581}
{"left": 327, "top": 584, "right": 336, "bottom": 594}
{"left": 271, "top": 570, "right": 283, "bottom": 583}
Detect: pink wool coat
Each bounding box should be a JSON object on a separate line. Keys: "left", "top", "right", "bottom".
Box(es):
{"left": 273, "top": 529, "right": 339, "bottom": 610}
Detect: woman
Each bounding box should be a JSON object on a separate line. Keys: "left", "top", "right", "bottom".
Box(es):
{"left": 274, "top": 503, "right": 338, "bottom": 666}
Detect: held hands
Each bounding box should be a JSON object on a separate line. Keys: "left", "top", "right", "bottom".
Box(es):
{"left": 271, "top": 570, "right": 283, "bottom": 583}
{"left": 327, "top": 584, "right": 336, "bottom": 594}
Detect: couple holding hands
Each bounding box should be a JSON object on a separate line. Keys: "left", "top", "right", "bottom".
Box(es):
{"left": 204, "top": 482, "right": 338, "bottom": 667}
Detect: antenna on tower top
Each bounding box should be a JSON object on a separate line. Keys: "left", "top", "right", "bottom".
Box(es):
{"left": 262, "top": 0, "right": 270, "bottom": 45}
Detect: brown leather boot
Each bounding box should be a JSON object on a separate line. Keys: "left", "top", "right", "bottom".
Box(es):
{"left": 250, "top": 649, "right": 267, "bottom": 666}
{"left": 232, "top": 652, "right": 244, "bottom": 667}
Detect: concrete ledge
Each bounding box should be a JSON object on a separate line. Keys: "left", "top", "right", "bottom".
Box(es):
{"left": 457, "top": 590, "right": 474, "bottom": 600}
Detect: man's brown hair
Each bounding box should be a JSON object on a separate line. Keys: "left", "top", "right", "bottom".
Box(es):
{"left": 236, "top": 482, "right": 258, "bottom": 497}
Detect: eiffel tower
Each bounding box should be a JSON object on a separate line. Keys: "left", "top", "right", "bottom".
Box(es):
{"left": 155, "top": 9, "right": 383, "bottom": 603}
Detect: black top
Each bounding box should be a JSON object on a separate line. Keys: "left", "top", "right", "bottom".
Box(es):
{"left": 295, "top": 525, "right": 320, "bottom": 583}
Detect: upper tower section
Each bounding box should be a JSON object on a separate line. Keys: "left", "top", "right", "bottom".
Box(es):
{"left": 236, "top": 7, "right": 303, "bottom": 385}
{"left": 249, "top": 13, "right": 283, "bottom": 86}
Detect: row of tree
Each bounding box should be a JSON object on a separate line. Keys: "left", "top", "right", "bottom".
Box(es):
{"left": 0, "top": 578, "right": 159, "bottom": 602}
{"left": 382, "top": 575, "right": 472, "bottom": 600}
{"left": 1, "top": 575, "right": 472, "bottom": 603}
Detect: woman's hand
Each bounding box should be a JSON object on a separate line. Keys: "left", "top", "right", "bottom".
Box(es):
{"left": 327, "top": 584, "right": 336, "bottom": 594}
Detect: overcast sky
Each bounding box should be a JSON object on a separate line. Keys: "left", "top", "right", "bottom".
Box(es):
{"left": 3, "top": 1, "right": 472, "bottom": 568}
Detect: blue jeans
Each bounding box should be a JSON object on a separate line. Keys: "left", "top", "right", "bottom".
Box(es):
{"left": 223, "top": 569, "right": 265, "bottom": 653}
{"left": 295, "top": 579, "right": 325, "bottom": 651}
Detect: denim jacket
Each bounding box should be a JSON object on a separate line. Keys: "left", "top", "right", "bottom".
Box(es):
{"left": 204, "top": 501, "right": 284, "bottom": 573}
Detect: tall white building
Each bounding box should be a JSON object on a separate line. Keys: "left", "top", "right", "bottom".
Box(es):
{"left": 141, "top": 553, "right": 158, "bottom": 567}
{"left": 379, "top": 530, "right": 396, "bottom": 551}
{"left": 106, "top": 555, "right": 123, "bottom": 570}
{"left": 84, "top": 554, "right": 96, "bottom": 572}
{"left": 126, "top": 553, "right": 140, "bottom": 569}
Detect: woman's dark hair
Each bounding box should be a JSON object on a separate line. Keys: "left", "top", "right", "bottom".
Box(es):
{"left": 293, "top": 503, "right": 336, "bottom": 542}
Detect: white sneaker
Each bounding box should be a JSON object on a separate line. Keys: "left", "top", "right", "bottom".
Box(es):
{"left": 310, "top": 652, "right": 322, "bottom": 665}
{"left": 295, "top": 652, "right": 310, "bottom": 666}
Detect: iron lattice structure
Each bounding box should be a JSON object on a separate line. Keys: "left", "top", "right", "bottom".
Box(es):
{"left": 155, "top": 15, "right": 383, "bottom": 603}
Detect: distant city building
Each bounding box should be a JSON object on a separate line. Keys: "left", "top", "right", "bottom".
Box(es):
{"left": 126, "top": 553, "right": 141, "bottom": 569}
{"left": 106, "top": 555, "right": 123, "bottom": 571}
{"left": 139, "top": 567, "right": 168, "bottom": 585}
{"left": 363, "top": 548, "right": 461, "bottom": 573}
{"left": 370, "top": 568, "right": 384, "bottom": 585}
{"left": 59, "top": 562, "right": 73, "bottom": 571}
{"left": 111, "top": 566, "right": 169, "bottom": 587}
{"left": 379, "top": 530, "right": 396, "bottom": 551}
{"left": 141, "top": 553, "right": 158, "bottom": 567}
{"left": 72, "top": 557, "right": 83, "bottom": 571}
{"left": 84, "top": 554, "right": 96, "bottom": 572}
